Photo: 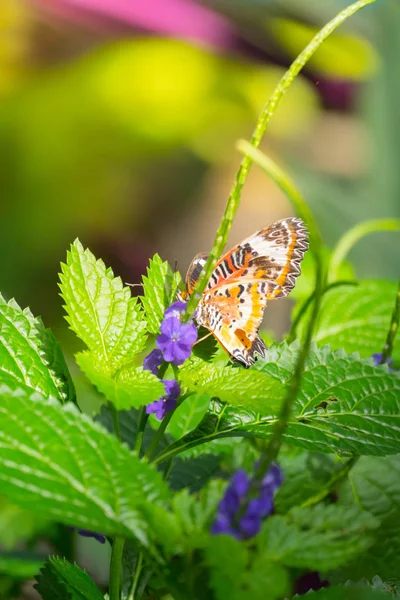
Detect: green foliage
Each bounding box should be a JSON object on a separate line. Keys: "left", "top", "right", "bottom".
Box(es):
{"left": 140, "top": 253, "right": 183, "bottom": 335}
{"left": 157, "top": 344, "right": 400, "bottom": 462}
{"left": 337, "top": 455, "right": 400, "bottom": 586}
{"left": 298, "top": 281, "right": 400, "bottom": 360}
{"left": 59, "top": 240, "right": 147, "bottom": 374}
{"left": 0, "top": 497, "right": 48, "bottom": 550}
{"left": 179, "top": 356, "right": 285, "bottom": 413}
{"left": 259, "top": 504, "right": 377, "bottom": 571}
{"left": 0, "top": 294, "right": 73, "bottom": 402}
{"left": 76, "top": 351, "right": 164, "bottom": 410}
{"left": 206, "top": 535, "right": 290, "bottom": 600}
{"left": 0, "top": 388, "right": 169, "bottom": 545}
{"left": 35, "top": 557, "right": 103, "bottom": 600}
{"left": 294, "top": 587, "right": 394, "bottom": 599}
{"left": 168, "top": 393, "right": 211, "bottom": 440}
{"left": 0, "top": 553, "right": 45, "bottom": 579}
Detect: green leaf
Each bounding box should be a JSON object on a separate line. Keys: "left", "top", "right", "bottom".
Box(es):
{"left": 59, "top": 239, "right": 147, "bottom": 373}
{"left": 294, "top": 587, "right": 394, "bottom": 599}
{"left": 275, "top": 450, "right": 340, "bottom": 513}
{"left": 168, "top": 393, "right": 211, "bottom": 440}
{"left": 0, "top": 387, "right": 170, "bottom": 545}
{"left": 0, "top": 294, "right": 72, "bottom": 402}
{"left": 0, "top": 496, "right": 48, "bottom": 550}
{"left": 0, "top": 552, "right": 44, "bottom": 579}
{"left": 155, "top": 344, "right": 400, "bottom": 462}
{"left": 298, "top": 280, "right": 400, "bottom": 361}
{"left": 35, "top": 556, "right": 103, "bottom": 600}
{"left": 179, "top": 356, "right": 285, "bottom": 413}
{"left": 140, "top": 253, "right": 183, "bottom": 335}
{"left": 337, "top": 455, "right": 400, "bottom": 586}
{"left": 259, "top": 504, "right": 378, "bottom": 572}
{"left": 168, "top": 454, "right": 222, "bottom": 492}
{"left": 77, "top": 351, "right": 164, "bottom": 410}
{"left": 206, "top": 536, "right": 289, "bottom": 600}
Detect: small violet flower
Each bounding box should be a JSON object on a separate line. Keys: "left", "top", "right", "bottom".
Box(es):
{"left": 157, "top": 314, "right": 198, "bottom": 365}
{"left": 211, "top": 463, "right": 283, "bottom": 540}
{"left": 146, "top": 379, "right": 181, "bottom": 420}
{"left": 70, "top": 528, "right": 106, "bottom": 544}
{"left": 372, "top": 353, "right": 394, "bottom": 370}
{"left": 143, "top": 348, "right": 163, "bottom": 376}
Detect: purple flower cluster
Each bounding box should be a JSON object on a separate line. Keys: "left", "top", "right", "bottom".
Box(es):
{"left": 211, "top": 463, "right": 282, "bottom": 539}
{"left": 144, "top": 301, "right": 198, "bottom": 420}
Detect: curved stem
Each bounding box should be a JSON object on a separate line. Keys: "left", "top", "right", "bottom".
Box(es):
{"left": 288, "top": 280, "right": 358, "bottom": 342}
{"left": 127, "top": 552, "right": 143, "bottom": 600}
{"left": 329, "top": 218, "right": 400, "bottom": 282}
{"left": 109, "top": 536, "right": 125, "bottom": 600}
{"left": 299, "top": 456, "right": 360, "bottom": 508}
{"left": 380, "top": 280, "right": 400, "bottom": 364}
{"left": 144, "top": 410, "right": 175, "bottom": 461}
{"left": 134, "top": 408, "right": 149, "bottom": 454}
{"left": 184, "top": 0, "right": 375, "bottom": 322}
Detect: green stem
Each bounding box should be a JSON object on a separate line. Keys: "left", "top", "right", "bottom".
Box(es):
{"left": 127, "top": 552, "right": 143, "bottom": 600}
{"left": 109, "top": 537, "right": 125, "bottom": 600}
{"left": 288, "top": 280, "right": 357, "bottom": 342}
{"left": 112, "top": 405, "right": 121, "bottom": 440}
{"left": 134, "top": 408, "right": 149, "bottom": 454}
{"left": 299, "top": 456, "right": 360, "bottom": 508}
{"left": 329, "top": 218, "right": 400, "bottom": 282}
{"left": 380, "top": 280, "right": 400, "bottom": 364}
{"left": 184, "top": 0, "right": 375, "bottom": 322}
{"left": 144, "top": 409, "right": 175, "bottom": 461}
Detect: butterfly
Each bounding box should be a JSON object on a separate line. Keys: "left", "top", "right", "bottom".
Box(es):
{"left": 179, "top": 217, "right": 309, "bottom": 367}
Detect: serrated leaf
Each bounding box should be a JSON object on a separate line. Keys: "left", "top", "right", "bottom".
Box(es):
{"left": 179, "top": 356, "right": 285, "bottom": 413}
{"left": 59, "top": 239, "right": 147, "bottom": 373}
{"left": 337, "top": 455, "right": 400, "bottom": 586}
{"left": 275, "top": 450, "right": 340, "bottom": 513}
{"left": 206, "top": 535, "right": 290, "bottom": 600}
{"left": 35, "top": 556, "right": 103, "bottom": 600}
{"left": 294, "top": 587, "right": 394, "bottom": 599}
{"left": 155, "top": 344, "right": 400, "bottom": 461}
{"left": 140, "top": 254, "right": 183, "bottom": 335}
{"left": 259, "top": 504, "right": 377, "bottom": 572}
{"left": 0, "top": 387, "right": 170, "bottom": 545}
{"left": 0, "top": 294, "right": 72, "bottom": 402}
{"left": 77, "top": 351, "right": 164, "bottom": 410}
{"left": 298, "top": 281, "right": 400, "bottom": 361}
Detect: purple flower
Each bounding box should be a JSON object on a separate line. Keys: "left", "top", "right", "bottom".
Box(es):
{"left": 70, "top": 528, "right": 106, "bottom": 544}
{"left": 372, "top": 353, "right": 394, "bottom": 369}
{"left": 146, "top": 379, "right": 180, "bottom": 420}
{"left": 143, "top": 348, "right": 163, "bottom": 375}
{"left": 211, "top": 463, "right": 282, "bottom": 540}
{"left": 156, "top": 315, "right": 198, "bottom": 365}
{"left": 164, "top": 301, "right": 187, "bottom": 319}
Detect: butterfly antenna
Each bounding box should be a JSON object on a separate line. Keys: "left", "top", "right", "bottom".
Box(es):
{"left": 193, "top": 331, "right": 213, "bottom": 346}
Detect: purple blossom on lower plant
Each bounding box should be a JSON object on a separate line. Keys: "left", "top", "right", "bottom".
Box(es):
{"left": 143, "top": 348, "right": 163, "bottom": 375}
{"left": 211, "top": 463, "right": 283, "bottom": 539}
{"left": 146, "top": 379, "right": 181, "bottom": 420}
{"left": 372, "top": 352, "right": 394, "bottom": 369}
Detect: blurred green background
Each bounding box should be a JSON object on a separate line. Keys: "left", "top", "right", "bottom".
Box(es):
{"left": 0, "top": 0, "right": 399, "bottom": 596}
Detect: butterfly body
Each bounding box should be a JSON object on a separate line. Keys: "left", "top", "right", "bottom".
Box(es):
{"left": 181, "top": 218, "right": 309, "bottom": 367}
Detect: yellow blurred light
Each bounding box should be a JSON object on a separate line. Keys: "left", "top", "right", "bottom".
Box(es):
{"left": 269, "top": 18, "right": 379, "bottom": 80}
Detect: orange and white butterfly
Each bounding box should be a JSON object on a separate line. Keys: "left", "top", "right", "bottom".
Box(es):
{"left": 179, "top": 217, "right": 309, "bottom": 367}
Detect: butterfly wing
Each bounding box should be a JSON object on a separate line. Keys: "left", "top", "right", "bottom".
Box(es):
{"left": 187, "top": 218, "right": 309, "bottom": 366}
{"left": 197, "top": 280, "right": 280, "bottom": 366}
{"left": 207, "top": 217, "right": 308, "bottom": 299}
